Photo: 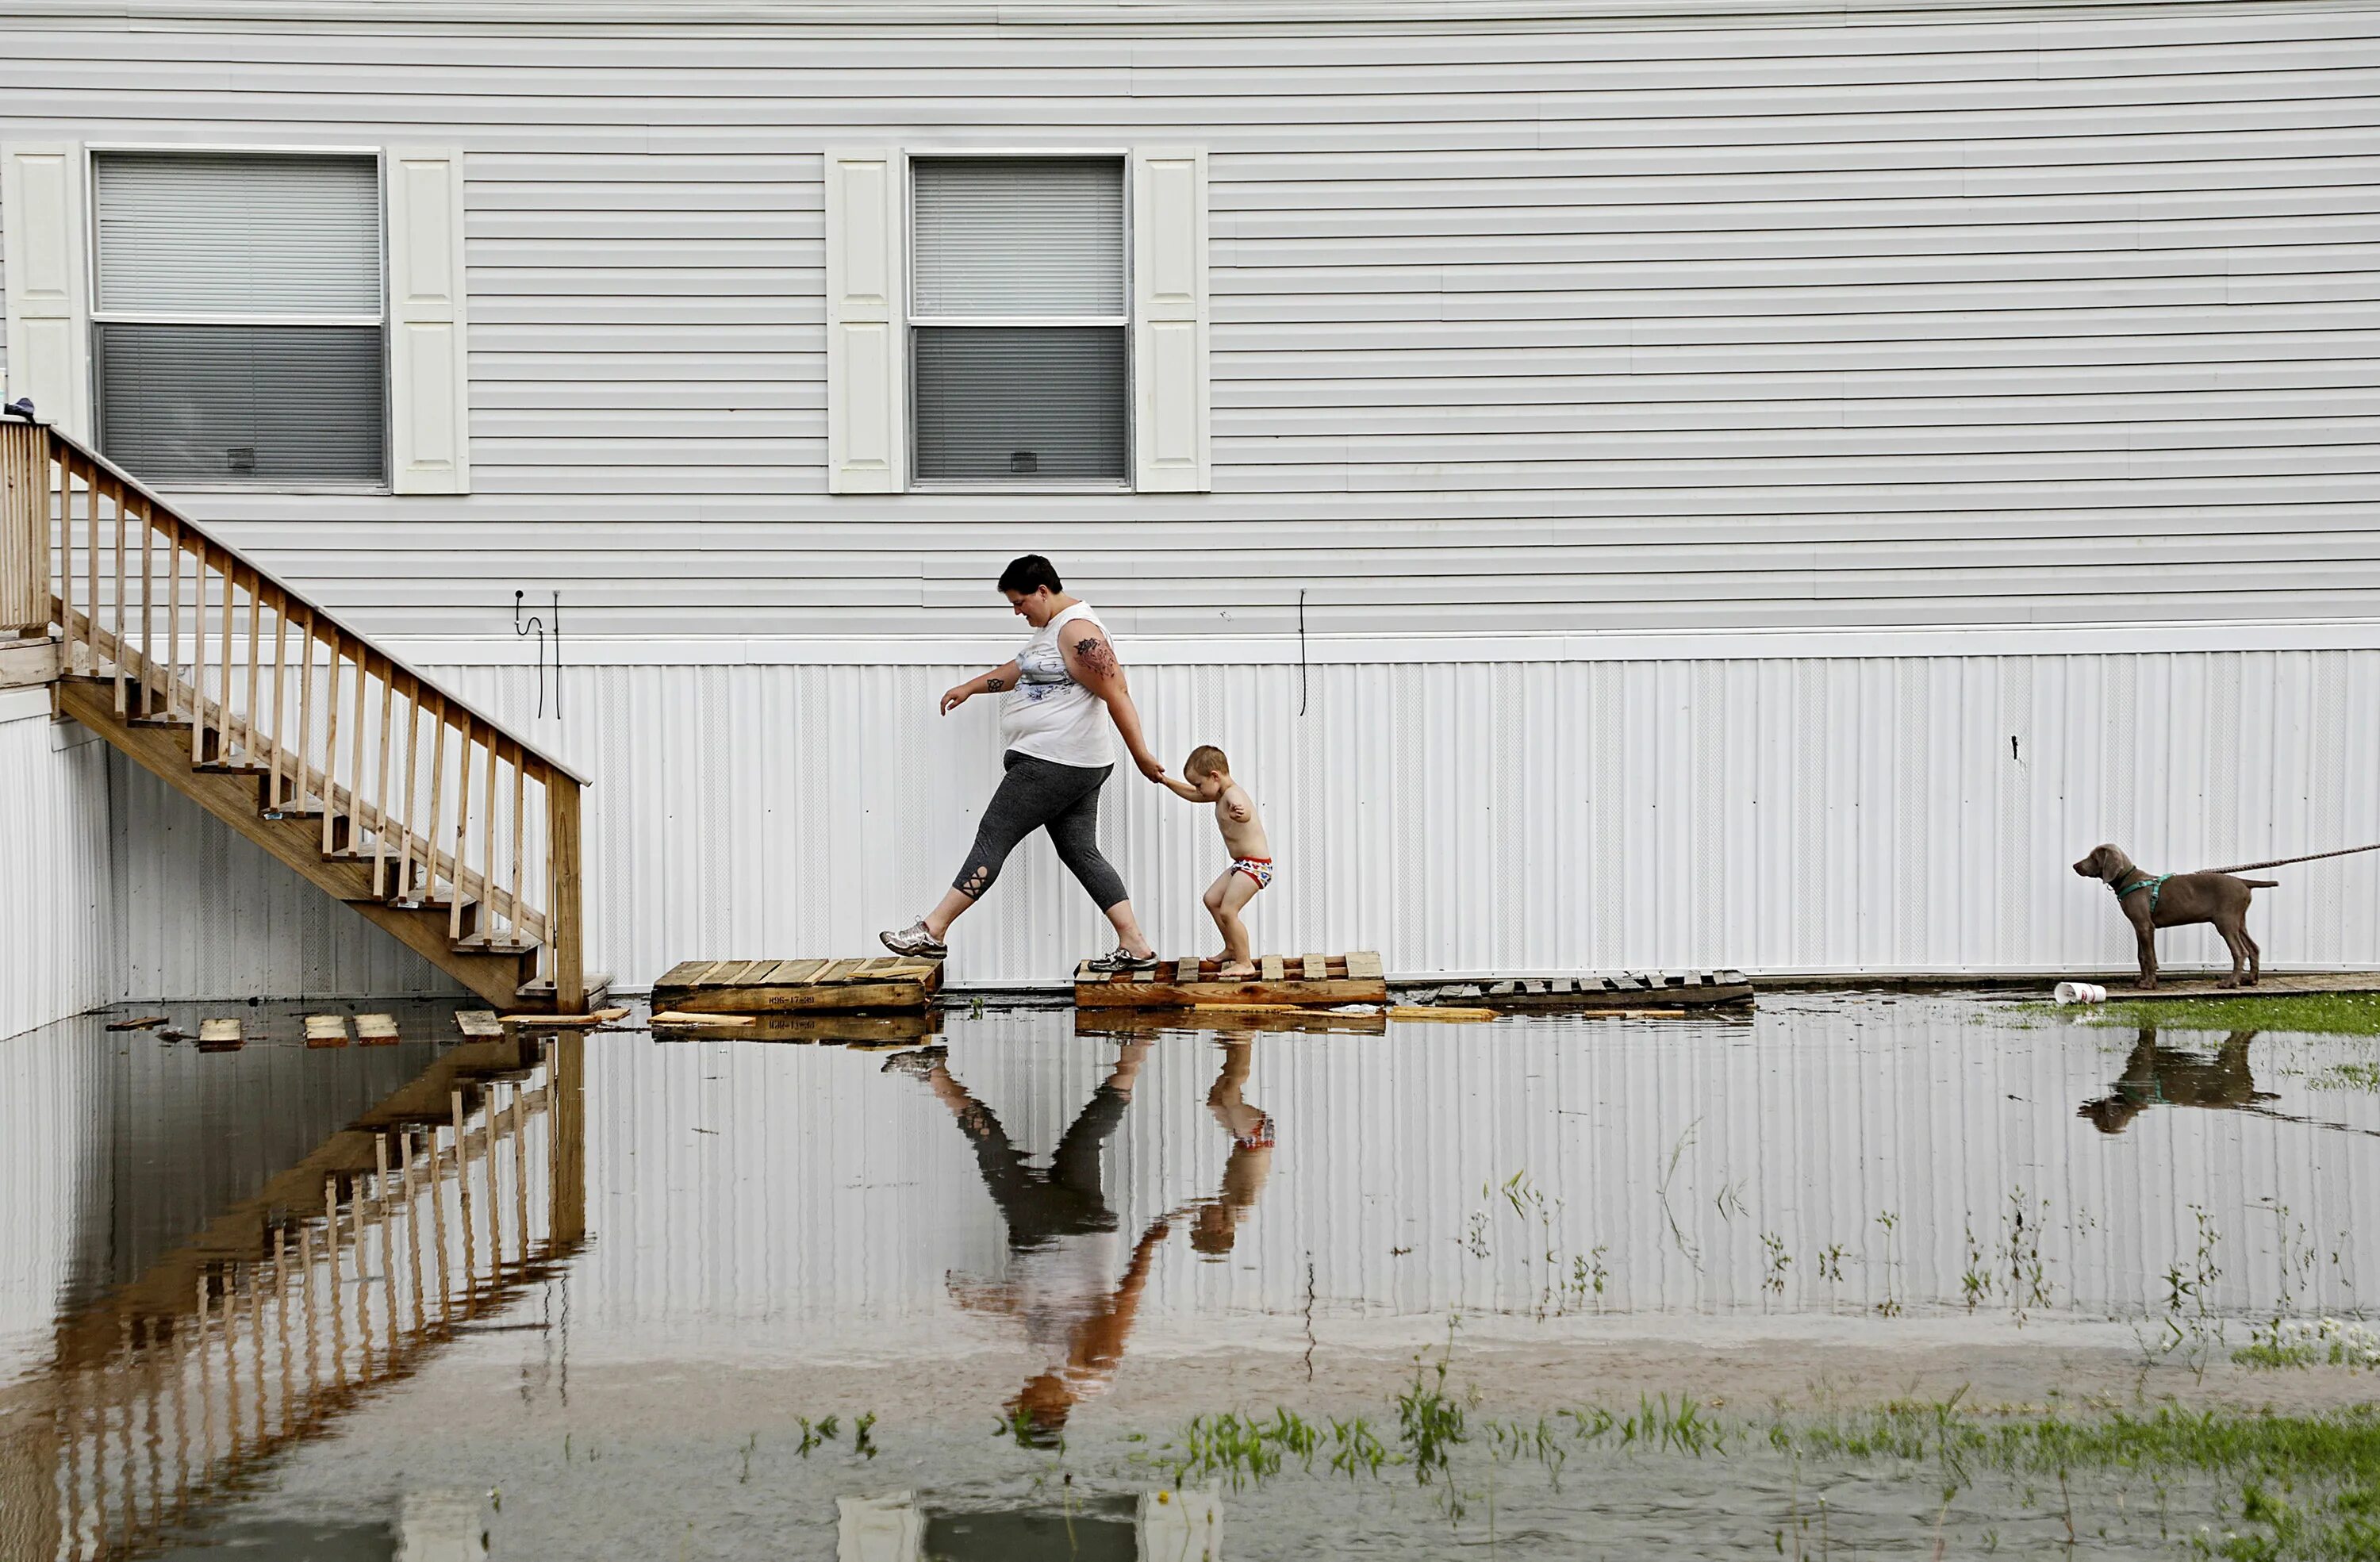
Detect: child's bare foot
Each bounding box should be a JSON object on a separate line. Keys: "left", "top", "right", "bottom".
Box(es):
{"left": 1218, "top": 961, "right": 1258, "bottom": 981}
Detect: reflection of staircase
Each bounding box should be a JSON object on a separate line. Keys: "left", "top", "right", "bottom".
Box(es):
{"left": 3, "top": 1029, "right": 585, "bottom": 1562}
{"left": 2, "top": 413, "right": 593, "bottom": 1011}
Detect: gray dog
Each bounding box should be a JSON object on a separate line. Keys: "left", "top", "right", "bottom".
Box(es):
{"left": 2071, "top": 844, "right": 2277, "bottom": 990}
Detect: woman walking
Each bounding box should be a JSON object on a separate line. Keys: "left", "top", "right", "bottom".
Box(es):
{"left": 880, "top": 555, "right": 1165, "bottom": 972}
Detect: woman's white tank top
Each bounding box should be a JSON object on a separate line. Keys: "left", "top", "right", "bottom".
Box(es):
{"left": 1000, "top": 602, "right": 1113, "bottom": 769}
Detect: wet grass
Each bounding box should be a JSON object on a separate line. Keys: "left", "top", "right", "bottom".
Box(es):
{"left": 1780, "top": 1400, "right": 2380, "bottom": 1560}
{"left": 2067, "top": 993, "right": 2380, "bottom": 1036}
{"left": 1144, "top": 1383, "right": 2380, "bottom": 1558}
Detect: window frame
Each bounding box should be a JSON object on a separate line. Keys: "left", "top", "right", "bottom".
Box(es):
{"left": 901, "top": 148, "right": 1135, "bottom": 493}
{"left": 83, "top": 141, "right": 393, "bottom": 493}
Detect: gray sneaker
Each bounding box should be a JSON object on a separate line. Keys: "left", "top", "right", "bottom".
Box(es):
{"left": 880, "top": 1045, "right": 948, "bottom": 1077}
{"left": 1085, "top": 946, "right": 1161, "bottom": 974}
{"left": 880, "top": 920, "right": 948, "bottom": 960}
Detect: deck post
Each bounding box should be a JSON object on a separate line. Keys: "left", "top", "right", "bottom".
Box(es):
{"left": 0, "top": 419, "right": 49, "bottom": 638}
{"left": 547, "top": 774, "right": 585, "bottom": 1013}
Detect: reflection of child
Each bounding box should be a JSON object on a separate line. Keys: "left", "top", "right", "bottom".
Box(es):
{"left": 1157, "top": 746, "right": 1272, "bottom": 980}
{"left": 1192, "top": 1036, "right": 1273, "bottom": 1257}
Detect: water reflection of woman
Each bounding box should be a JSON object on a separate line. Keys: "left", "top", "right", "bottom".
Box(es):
{"left": 882, "top": 1034, "right": 1275, "bottom": 1443}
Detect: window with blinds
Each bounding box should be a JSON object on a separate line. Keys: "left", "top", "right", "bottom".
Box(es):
{"left": 90, "top": 151, "right": 386, "bottom": 485}
{"left": 908, "top": 157, "right": 1127, "bottom": 484}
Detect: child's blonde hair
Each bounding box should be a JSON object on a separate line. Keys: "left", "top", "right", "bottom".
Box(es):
{"left": 1184, "top": 744, "right": 1230, "bottom": 780}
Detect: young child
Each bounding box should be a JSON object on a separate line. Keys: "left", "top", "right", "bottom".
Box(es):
{"left": 1159, "top": 745, "right": 1272, "bottom": 980}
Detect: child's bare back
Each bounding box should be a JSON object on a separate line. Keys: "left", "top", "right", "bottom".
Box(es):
{"left": 1158, "top": 745, "right": 1273, "bottom": 979}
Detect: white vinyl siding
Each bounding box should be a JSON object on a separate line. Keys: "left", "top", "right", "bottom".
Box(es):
{"left": 908, "top": 155, "right": 1128, "bottom": 485}
{"left": 0, "top": 4, "right": 2374, "bottom": 635}
{"left": 90, "top": 150, "right": 386, "bottom": 484}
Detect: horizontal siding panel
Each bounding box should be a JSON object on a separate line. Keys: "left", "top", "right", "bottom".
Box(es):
{"left": 2, "top": 7, "right": 2377, "bottom": 636}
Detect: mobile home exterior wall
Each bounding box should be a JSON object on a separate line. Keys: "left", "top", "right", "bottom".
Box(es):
{"left": 2, "top": 0, "right": 2375, "bottom": 997}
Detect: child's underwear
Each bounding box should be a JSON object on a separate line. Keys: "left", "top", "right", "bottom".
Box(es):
{"left": 1230, "top": 856, "right": 1274, "bottom": 891}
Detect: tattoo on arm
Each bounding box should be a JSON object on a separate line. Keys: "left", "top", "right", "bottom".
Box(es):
{"left": 1072, "top": 635, "right": 1119, "bottom": 679}
{"left": 983, "top": 677, "right": 1007, "bottom": 691}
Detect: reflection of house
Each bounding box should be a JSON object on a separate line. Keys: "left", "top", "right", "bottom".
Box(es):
{"left": 839, "top": 1486, "right": 1222, "bottom": 1562}
{"left": 8, "top": 0, "right": 2380, "bottom": 1022}
{"left": 0, "top": 1030, "right": 583, "bottom": 1561}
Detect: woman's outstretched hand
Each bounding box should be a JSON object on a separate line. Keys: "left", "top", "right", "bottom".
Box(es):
{"left": 940, "top": 681, "right": 976, "bottom": 716}
{"left": 1135, "top": 750, "right": 1169, "bottom": 781}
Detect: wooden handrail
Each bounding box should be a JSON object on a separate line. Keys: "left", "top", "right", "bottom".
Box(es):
{"left": 7, "top": 411, "right": 586, "bottom": 1008}
{"left": 3, "top": 411, "right": 582, "bottom": 785}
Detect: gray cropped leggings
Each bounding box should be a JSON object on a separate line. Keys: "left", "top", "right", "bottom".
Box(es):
{"left": 954, "top": 750, "right": 1129, "bottom": 911}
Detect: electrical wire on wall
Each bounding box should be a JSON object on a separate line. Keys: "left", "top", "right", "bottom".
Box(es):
{"left": 514, "top": 589, "right": 562, "bottom": 721}
{"left": 1298, "top": 587, "right": 1309, "bottom": 717}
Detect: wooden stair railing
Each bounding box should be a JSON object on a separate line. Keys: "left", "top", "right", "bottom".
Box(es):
{"left": 0, "top": 413, "right": 588, "bottom": 1011}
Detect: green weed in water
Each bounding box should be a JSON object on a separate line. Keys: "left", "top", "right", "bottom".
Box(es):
{"left": 1395, "top": 1350, "right": 1468, "bottom": 1485}
{"left": 2067, "top": 993, "right": 2380, "bottom": 1037}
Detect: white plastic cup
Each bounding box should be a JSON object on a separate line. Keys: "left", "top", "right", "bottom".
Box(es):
{"left": 2054, "top": 981, "right": 2108, "bottom": 1005}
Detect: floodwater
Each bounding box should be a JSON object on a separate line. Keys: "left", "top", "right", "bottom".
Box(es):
{"left": 3, "top": 992, "right": 2377, "bottom": 1558}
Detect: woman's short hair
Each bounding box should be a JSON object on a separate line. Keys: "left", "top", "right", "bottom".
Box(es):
{"left": 997, "top": 555, "right": 1063, "bottom": 596}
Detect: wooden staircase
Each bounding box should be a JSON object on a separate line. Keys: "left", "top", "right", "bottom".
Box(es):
{"left": 2, "top": 414, "right": 592, "bottom": 1012}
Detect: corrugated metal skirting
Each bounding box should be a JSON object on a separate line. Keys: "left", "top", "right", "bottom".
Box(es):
{"left": 0, "top": 701, "right": 114, "bottom": 1035}
{"left": 95, "top": 645, "right": 2378, "bottom": 996}
{"left": 52, "top": 644, "right": 2380, "bottom": 998}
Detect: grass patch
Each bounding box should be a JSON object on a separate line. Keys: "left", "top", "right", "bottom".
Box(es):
{"left": 2067, "top": 993, "right": 2380, "bottom": 1037}
{"left": 2305, "top": 1061, "right": 2380, "bottom": 1093}
{"left": 1784, "top": 1401, "right": 2380, "bottom": 1560}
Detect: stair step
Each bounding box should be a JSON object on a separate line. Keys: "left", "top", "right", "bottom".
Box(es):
{"left": 453, "top": 937, "right": 538, "bottom": 960}
{"left": 515, "top": 972, "right": 614, "bottom": 1007}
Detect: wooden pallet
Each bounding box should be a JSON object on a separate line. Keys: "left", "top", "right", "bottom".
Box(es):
{"left": 651, "top": 1011, "right": 942, "bottom": 1044}
{"left": 1409, "top": 971, "right": 1755, "bottom": 1011}
{"left": 1074, "top": 951, "right": 1387, "bottom": 1010}
{"left": 650, "top": 956, "right": 943, "bottom": 1013}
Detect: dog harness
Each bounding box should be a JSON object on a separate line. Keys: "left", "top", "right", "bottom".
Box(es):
{"left": 2113, "top": 873, "right": 2171, "bottom": 912}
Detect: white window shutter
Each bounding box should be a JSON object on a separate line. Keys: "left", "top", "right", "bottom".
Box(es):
{"left": 1, "top": 144, "right": 91, "bottom": 439}
{"left": 1131, "top": 147, "right": 1210, "bottom": 493}
{"left": 387, "top": 149, "right": 470, "bottom": 494}
{"left": 824, "top": 148, "right": 908, "bottom": 493}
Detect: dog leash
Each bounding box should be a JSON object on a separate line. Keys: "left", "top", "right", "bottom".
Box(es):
{"left": 2109, "top": 842, "right": 2380, "bottom": 908}
{"left": 2205, "top": 842, "right": 2380, "bottom": 874}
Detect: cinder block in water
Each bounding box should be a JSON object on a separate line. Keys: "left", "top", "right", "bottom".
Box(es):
{"left": 1138, "top": 1483, "right": 1223, "bottom": 1561}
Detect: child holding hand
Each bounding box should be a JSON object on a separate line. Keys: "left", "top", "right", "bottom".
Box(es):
{"left": 1158, "top": 746, "right": 1272, "bottom": 980}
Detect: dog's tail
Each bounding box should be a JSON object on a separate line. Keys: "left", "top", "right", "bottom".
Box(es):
{"left": 2240, "top": 878, "right": 2280, "bottom": 889}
